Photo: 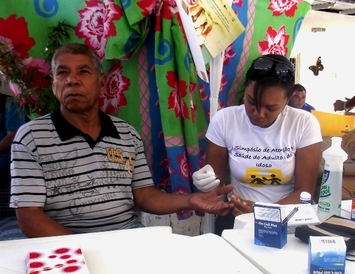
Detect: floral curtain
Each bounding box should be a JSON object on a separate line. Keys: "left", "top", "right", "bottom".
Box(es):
{"left": 0, "top": 0, "right": 312, "bottom": 220}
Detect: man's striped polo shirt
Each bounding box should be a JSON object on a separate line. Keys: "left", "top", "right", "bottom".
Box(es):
{"left": 10, "top": 109, "right": 154, "bottom": 233}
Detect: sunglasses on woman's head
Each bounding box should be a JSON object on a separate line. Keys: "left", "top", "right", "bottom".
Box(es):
{"left": 252, "top": 56, "right": 295, "bottom": 82}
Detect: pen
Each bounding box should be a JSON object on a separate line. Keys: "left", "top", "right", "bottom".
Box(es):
{"left": 283, "top": 206, "right": 299, "bottom": 224}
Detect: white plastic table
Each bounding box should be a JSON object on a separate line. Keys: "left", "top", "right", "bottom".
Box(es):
{"left": 0, "top": 225, "right": 262, "bottom": 274}
{"left": 222, "top": 200, "right": 355, "bottom": 274}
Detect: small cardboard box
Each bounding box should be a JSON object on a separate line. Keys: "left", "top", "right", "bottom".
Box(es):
{"left": 26, "top": 246, "right": 90, "bottom": 274}
{"left": 253, "top": 203, "right": 291, "bottom": 249}
{"left": 308, "top": 236, "right": 346, "bottom": 274}
{"left": 284, "top": 203, "right": 320, "bottom": 234}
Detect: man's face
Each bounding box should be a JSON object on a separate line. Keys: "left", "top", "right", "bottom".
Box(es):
{"left": 289, "top": 90, "right": 306, "bottom": 109}
{"left": 51, "top": 53, "right": 106, "bottom": 113}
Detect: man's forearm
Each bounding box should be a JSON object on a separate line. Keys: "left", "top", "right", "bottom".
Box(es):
{"left": 133, "top": 185, "right": 234, "bottom": 216}
{"left": 133, "top": 186, "right": 191, "bottom": 214}
{"left": 16, "top": 208, "right": 73, "bottom": 238}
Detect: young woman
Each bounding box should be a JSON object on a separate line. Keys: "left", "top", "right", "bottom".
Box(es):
{"left": 193, "top": 54, "right": 322, "bottom": 233}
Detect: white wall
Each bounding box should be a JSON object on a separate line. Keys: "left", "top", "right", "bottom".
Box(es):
{"left": 291, "top": 10, "right": 355, "bottom": 113}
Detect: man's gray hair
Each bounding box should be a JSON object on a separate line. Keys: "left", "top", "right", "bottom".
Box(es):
{"left": 51, "top": 43, "right": 103, "bottom": 75}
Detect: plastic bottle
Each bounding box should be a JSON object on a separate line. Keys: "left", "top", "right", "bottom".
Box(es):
{"left": 317, "top": 137, "right": 348, "bottom": 222}
{"left": 300, "top": 191, "right": 311, "bottom": 204}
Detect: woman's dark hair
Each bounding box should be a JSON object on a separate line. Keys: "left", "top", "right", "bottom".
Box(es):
{"left": 243, "top": 54, "right": 295, "bottom": 112}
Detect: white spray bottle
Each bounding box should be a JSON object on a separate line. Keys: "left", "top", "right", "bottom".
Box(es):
{"left": 317, "top": 137, "right": 347, "bottom": 222}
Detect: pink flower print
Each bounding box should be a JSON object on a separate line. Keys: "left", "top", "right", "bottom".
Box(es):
{"left": 24, "top": 58, "right": 50, "bottom": 74}
{"left": 157, "top": 175, "right": 172, "bottom": 190}
{"left": 8, "top": 81, "right": 22, "bottom": 97}
{"left": 218, "top": 99, "right": 225, "bottom": 110}
{"left": 177, "top": 152, "right": 192, "bottom": 179}
{"left": 258, "top": 25, "right": 289, "bottom": 56}
{"left": 137, "top": 0, "right": 161, "bottom": 17}
{"left": 0, "top": 15, "right": 35, "bottom": 59}
{"left": 75, "top": 0, "right": 122, "bottom": 60}
{"left": 198, "top": 148, "right": 206, "bottom": 169}
{"left": 100, "top": 63, "right": 129, "bottom": 114}
{"left": 219, "top": 71, "right": 227, "bottom": 93}
{"left": 166, "top": 71, "right": 189, "bottom": 119}
{"left": 160, "top": 155, "right": 175, "bottom": 175}
{"left": 232, "top": 0, "right": 243, "bottom": 7}
{"left": 189, "top": 82, "right": 198, "bottom": 123}
{"left": 223, "top": 44, "right": 236, "bottom": 66}
{"left": 199, "top": 83, "right": 208, "bottom": 101}
{"left": 174, "top": 185, "right": 189, "bottom": 195}
{"left": 268, "top": 0, "right": 301, "bottom": 17}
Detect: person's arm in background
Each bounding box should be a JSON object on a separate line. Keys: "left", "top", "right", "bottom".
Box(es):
{"left": 341, "top": 129, "right": 355, "bottom": 161}
{"left": 0, "top": 97, "right": 25, "bottom": 153}
{"left": 0, "top": 130, "right": 16, "bottom": 153}
{"left": 333, "top": 95, "right": 355, "bottom": 112}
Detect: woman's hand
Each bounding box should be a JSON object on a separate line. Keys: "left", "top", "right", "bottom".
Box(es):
{"left": 192, "top": 164, "right": 220, "bottom": 192}
{"left": 189, "top": 185, "right": 234, "bottom": 216}
{"left": 229, "top": 194, "right": 254, "bottom": 216}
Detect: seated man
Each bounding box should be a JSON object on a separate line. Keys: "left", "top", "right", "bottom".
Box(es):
{"left": 288, "top": 84, "right": 315, "bottom": 112}
{"left": 10, "top": 43, "right": 233, "bottom": 238}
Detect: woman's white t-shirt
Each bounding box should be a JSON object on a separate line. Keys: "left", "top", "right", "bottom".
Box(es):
{"left": 206, "top": 105, "right": 322, "bottom": 203}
